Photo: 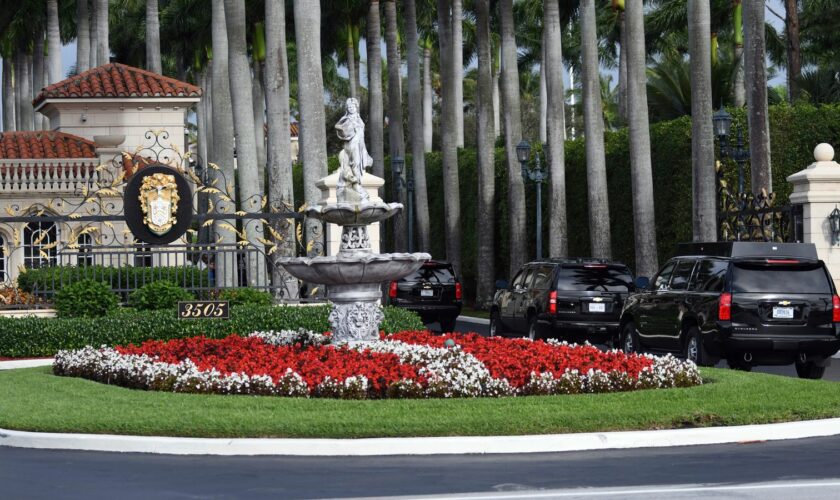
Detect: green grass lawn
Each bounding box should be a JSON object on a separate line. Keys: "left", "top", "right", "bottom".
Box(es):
{"left": 1, "top": 367, "right": 839, "bottom": 438}
{"left": 460, "top": 306, "right": 490, "bottom": 320}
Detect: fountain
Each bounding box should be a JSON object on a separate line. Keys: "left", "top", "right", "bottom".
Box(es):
{"left": 278, "top": 98, "right": 431, "bottom": 343}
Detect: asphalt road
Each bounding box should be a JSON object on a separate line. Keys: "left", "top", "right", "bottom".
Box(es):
{"left": 3, "top": 436, "right": 840, "bottom": 499}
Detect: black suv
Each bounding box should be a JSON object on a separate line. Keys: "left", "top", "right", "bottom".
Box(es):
{"left": 490, "top": 259, "right": 635, "bottom": 342}
{"left": 619, "top": 242, "right": 840, "bottom": 379}
{"left": 387, "top": 260, "right": 463, "bottom": 332}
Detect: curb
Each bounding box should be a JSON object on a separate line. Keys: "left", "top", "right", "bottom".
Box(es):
{"left": 458, "top": 315, "right": 490, "bottom": 325}
{"left": 2, "top": 418, "right": 840, "bottom": 456}
{"left": 0, "top": 359, "right": 53, "bottom": 370}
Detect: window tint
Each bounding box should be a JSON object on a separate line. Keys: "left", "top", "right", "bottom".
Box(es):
{"left": 511, "top": 268, "right": 528, "bottom": 289}
{"left": 691, "top": 260, "right": 728, "bottom": 292}
{"left": 670, "top": 260, "right": 696, "bottom": 291}
{"left": 554, "top": 266, "right": 634, "bottom": 292}
{"left": 731, "top": 263, "right": 832, "bottom": 294}
{"left": 531, "top": 266, "right": 554, "bottom": 289}
{"left": 403, "top": 266, "right": 456, "bottom": 283}
{"left": 653, "top": 261, "right": 676, "bottom": 291}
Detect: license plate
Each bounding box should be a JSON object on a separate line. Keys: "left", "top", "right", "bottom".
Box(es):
{"left": 589, "top": 303, "right": 606, "bottom": 313}
{"left": 773, "top": 306, "right": 794, "bottom": 319}
{"left": 420, "top": 289, "right": 434, "bottom": 297}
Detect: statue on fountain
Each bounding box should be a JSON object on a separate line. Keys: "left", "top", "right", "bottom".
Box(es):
{"left": 335, "top": 97, "right": 373, "bottom": 204}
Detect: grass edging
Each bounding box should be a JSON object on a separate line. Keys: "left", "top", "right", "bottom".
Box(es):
{"left": 1, "top": 367, "right": 839, "bottom": 439}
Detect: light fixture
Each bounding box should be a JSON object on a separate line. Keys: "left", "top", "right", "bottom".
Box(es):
{"left": 516, "top": 140, "right": 531, "bottom": 164}
{"left": 829, "top": 205, "right": 840, "bottom": 245}
{"left": 712, "top": 107, "right": 732, "bottom": 139}
{"left": 391, "top": 156, "right": 404, "bottom": 176}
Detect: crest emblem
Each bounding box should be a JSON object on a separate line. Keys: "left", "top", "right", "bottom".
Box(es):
{"left": 779, "top": 300, "right": 792, "bottom": 306}
{"left": 139, "top": 173, "right": 180, "bottom": 236}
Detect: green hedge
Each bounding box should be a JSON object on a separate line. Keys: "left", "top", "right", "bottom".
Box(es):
{"left": 17, "top": 265, "right": 211, "bottom": 294}
{"left": 0, "top": 304, "right": 424, "bottom": 358}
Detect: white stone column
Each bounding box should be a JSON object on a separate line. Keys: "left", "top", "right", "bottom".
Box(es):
{"left": 316, "top": 172, "right": 385, "bottom": 256}
{"left": 787, "top": 143, "right": 840, "bottom": 290}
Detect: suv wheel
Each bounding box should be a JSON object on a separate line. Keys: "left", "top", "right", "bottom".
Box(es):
{"left": 621, "top": 322, "right": 639, "bottom": 354}
{"left": 527, "top": 316, "right": 541, "bottom": 341}
{"left": 683, "top": 326, "right": 714, "bottom": 367}
{"left": 439, "top": 316, "right": 457, "bottom": 333}
{"left": 489, "top": 310, "right": 504, "bottom": 338}
{"left": 795, "top": 360, "right": 826, "bottom": 380}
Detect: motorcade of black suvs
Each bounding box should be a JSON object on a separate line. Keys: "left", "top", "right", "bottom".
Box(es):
{"left": 387, "top": 260, "right": 463, "bottom": 332}
{"left": 490, "top": 259, "right": 635, "bottom": 343}
{"left": 619, "top": 242, "right": 840, "bottom": 379}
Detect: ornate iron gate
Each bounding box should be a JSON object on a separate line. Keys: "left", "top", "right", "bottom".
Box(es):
{"left": 717, "top": 168, "right": 803, "bottom": 243}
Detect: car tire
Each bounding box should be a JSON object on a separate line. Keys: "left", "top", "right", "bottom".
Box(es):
{"left": 527, "top": 316, "right": 542, "bottom": 341}
{"left": 795, "top": 360, "right": 826, "bottom": 380}
{"left": 439, "top": 316, "right": 457, "bottom": 333}
{"left": 621, "top": 322, "right": 639, "bottom": 354}
{"left": 726, "top": 357, "right": 753, "bottom": 372}
{"left": 489, "top": 310, "right": 505, "bottom": 338}
{"left": 683, "top": 326, "right": 714, "bottom": 367}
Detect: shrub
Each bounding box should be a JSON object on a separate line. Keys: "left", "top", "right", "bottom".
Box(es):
{"left": 54, "top": 280, "right": 119, "bottom": 318}
{"left": 218, "top": 288, "right": 273, "bottom": 306}
{"left": 0, "top": 304, "right": 424, "bottom": 357}
{"left": 17, "top": 265, "right": 210, "bottom": 296}
{"left": 129, "top": 281, "right": 194, "bottom": 311}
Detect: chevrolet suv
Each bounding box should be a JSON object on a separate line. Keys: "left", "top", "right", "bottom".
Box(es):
{"left": 490, "top": 259, "right": 635, "bottom": 343}
{"left": 387, "top": 260, "right": 462, "bottom": 332}
{"left": 619, "top": 242, "right": 840, "bottom": 379}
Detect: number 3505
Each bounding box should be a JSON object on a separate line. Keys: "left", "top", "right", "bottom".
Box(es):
{"left": 178, "top": 301, "right": 229, "bottom": 319}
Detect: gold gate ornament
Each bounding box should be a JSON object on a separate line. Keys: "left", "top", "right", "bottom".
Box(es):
{"left": 139, "top": 173, "right": 180, "bottom": 236}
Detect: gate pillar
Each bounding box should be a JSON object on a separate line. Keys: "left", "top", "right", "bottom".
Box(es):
{"left": 788, "top": 143, "right": 840, "bottom": 289}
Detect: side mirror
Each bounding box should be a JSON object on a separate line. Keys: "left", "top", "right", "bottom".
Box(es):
{"left": 495, "top": 279, "right": 509, "bottom": 290}
{"left": 635, "top": 276, "right": 650, "bottom": 290}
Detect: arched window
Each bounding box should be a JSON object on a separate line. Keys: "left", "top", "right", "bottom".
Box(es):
{"left": 24, "top": 221, "right": 57, "bottom": 269}
{"left": 78, "top": 233, "right": 93, "bottom": 267}
{"left": 0, "top": 235, "right": 6, "bottom": 283}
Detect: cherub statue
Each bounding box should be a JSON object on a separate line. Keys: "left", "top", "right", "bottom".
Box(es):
{"left": 335, "top": 97, "right": 373, "bottom": 203}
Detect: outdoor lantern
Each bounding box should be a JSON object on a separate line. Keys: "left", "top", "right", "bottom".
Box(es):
{"left": 712, "top": 107, "right": 732, "bottom": 139}
{"left": 830, "top": 206, "right": 840, "bottom": 244}
{"left": 516, "top": 140, "right": 531, "bottom": 164}
{"left": 391, "top": 156, "right": 404, "bottom": 176}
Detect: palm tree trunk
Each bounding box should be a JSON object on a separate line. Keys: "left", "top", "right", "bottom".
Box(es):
{"left": 146, "top": 0, "right": 162, "bottom": 74}
{"left": 16, "top": 50, "right": 33, "bottom": 131}
{"left": 499, "top": 0, "right": 527, "bottom": 277}
{"left": 2, "top": 58, "right": 14, "bottom": 131}
{"left": 224, "top": 0, "right": 267, "bottom": 286}
{"left": 492, "top": 46, "right": 500, "bottom": 137}
{"left": 46, "top": 0, "right": 61, "bottom": 84}
{"left": 89, "top": 0, "right": 98, "bottom": 69}
{"left": 252, "top": 59, "right": 267, "bottom": 194}
{"left": 265, "top": 0, "right": 298, "bottom": 298}
{"left": 294, "top": 0, "right": 328, "bottom": 257}
{"left": 210, "top": 0, "right": 237, "bottom": 287}
{"left": 404, "top": 0, "right": 430, "bottom": 253}
{"left": 744, "top": 0, "right": 771, "bottom": 194}
{"left": 95, "top": 0, "right": 109, "bottom": 65}
{"left": 452, "top": 0, "right": 464, "bottom": 148}
{"left": 196, "top": 69, "right": 210, "bottom": 244}
{"left": 475, "top": 0, "right": 495, "bottom": 309}
{"left": 367, "top": 1, "right": 385, "bottom": 180}
{"left": 437, "top": 0, "right": 462, "bottom": 277}
{"left": 422, "top": 44, "right": 433, "bottom": 153}
{"left": 346, "top": 27, "right": 357, "bottom": 100}
{"left": 625, "top": 0, "right": 658, "bottom": 278}
{"left": 76, "top": 0, "right": 90, "bottom": 73}
{"left": 784, "top": 0, "right": 801, "bottom": 102}
{"left": 384, "top": 0, "right": 406, "bottom": 251}
{"left": 544, "top": 0, "right": 567, "bottom": 258}
{"left": 732, "top": 0, "right": 746, "bottom": 107}
{"left": 539, "top": 31, "right": 547, "bottom": 144}
{"left": 32, "top": 35, "right": 45, "bottom": 130}
{"left": 688, "top": 0, "right": 716, "bottom": 241}
{"left": 618, "top": 11, "right": 628, "bottom": 124}
{"left": 581, "top": 0, "right": 611, "bottom": 259}
{"left": 13, "top": 55, "right": 21, "bottom": 130}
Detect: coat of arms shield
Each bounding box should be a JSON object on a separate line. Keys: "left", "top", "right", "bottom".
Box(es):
{"left": 139, "top": 173, "right": 180, "bottom": 236}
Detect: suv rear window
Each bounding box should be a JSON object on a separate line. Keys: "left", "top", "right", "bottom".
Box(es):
{"left": 731, "top": 262, "right": 832, "bottom": 294}
{"left": 555, "top": 266, "right": 633, "bottom": 292}
{"left": 402, "top": 266, "right": 456, "bottom": 283}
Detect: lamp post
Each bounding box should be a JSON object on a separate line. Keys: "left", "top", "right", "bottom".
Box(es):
{"left": 829, "top": 205, "right": 840, "bottom": 246}
{"left": 517, "top": 140, "right": 548, "bottom": 260}
{"left": 713, "top": 107, "right": 750, "bottom": 196}
{"left": 391, "top": 156, "right": 414, "bottom": 252}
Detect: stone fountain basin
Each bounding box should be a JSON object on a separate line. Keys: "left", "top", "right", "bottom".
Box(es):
{"left": 305, "top": 201, "right": 403, "bottom": 226}
{"left": 278, "top": 252, "right": 431, "bottom": 285}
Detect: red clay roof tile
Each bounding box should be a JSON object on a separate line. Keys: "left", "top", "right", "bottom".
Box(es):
{"left": 0, "top": 132, "right": 97, "bottom": 159}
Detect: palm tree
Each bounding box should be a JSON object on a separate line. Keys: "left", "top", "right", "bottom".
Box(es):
{"left": 95, "top": 0, "right": 109, "bottom": 65}
{"left": 366, "top": 1, "right": 385, "bottom": 180}
{"left": 404, "top": 0, "right": 431, "bottom": 253}
{"left": 32, "top": 34, "right": 45, "bottom": 129}
{"left": 744, "top": 0, "right": 771, "bottom": 193}
{"left": 625, "top": 0, "right": 658, "bottom": 277}
{"left": 732, "top": 0, "right": 745, "bottom": 106}
{"left": 294, "top": 0, "right": 328, "bottom": 256}
{"left": 342, "top": 24, "right": 357, "bottom": 99}
{"left": 544, "top": 0, "right": 566, "bottom": 258}
{"left": 784, "top": 0, "right": 801, "bottom": 102}
{"left": 46, "top": 0, "right": 61, "bottom": 83}
{"left": 474, "top": 0, "right": 495, "bottom": 308}
{"left": 264, "top": 0, "right": 297, "bottom": 297}
{"left": 89, "top": 0, "right": 98, "bottom": 69}
{"left": 453, "top": 0, "right": 464, "bottom": 147}
{"left": 422, "top": 36, "right": 433, "bottom": 153}
{"left": 580, "top": 0, "right": 611, "bottom": 259}
{"left": 384, "top": 0, "right": 406, "bottom": 251}
{"left": 499, "top": 0, "right": 526, "bottom": 277}
{"left": 252, "top": 21, "right": 267, "bottom": 193}
{"left": 210, "top": 0, "right": 237, "bottom": 287}
{"left": 16, "top": 49, "right": 33, "bottom": 131}
{"left": 146, "top": 0, "right": 162, "bottom": 74}
{"left": 688, "top": 0, "right": 716, "bottom": 241}
{"left": 437, "top": 0, "right": 462, "bottom": 276}
{"left": 2, "top": 57, "right": 14, "bottom": 131}
{"left": 76, "top": 0, "right": 90, "bottom": 73}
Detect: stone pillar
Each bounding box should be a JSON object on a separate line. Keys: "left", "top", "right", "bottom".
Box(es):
{"left": 316, "top": 172, "right": 385, "bottom": 255}
{"left": 787, "top": 143, "right": 840, "bottom": 290}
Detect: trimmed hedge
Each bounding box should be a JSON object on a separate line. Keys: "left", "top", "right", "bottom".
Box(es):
{"left": 0, "top": 304, "right": 425, "bottom": 358}
{"left": 54, "top": 280, "right": 119, "bottom": 318}
{"left": 17, "top": 265, "right": 211, "bottom": 294}
{"left": 129, "top": 281, "right": 195, "bottom": 310}
{"left": 218, "top": 288, "right": 274, "bottom": 306}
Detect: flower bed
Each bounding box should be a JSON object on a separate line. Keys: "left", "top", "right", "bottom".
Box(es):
{"left": 54, "top": 330, "right": 702, "bottom": 399}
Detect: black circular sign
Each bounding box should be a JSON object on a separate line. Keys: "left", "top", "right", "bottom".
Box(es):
{"left": 124, "top": 164, "right": 193, "bottom": 245}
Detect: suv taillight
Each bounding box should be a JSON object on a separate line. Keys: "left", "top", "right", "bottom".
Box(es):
{"left": 833, "top": 295, "right": 840, "bottom": 323}
{"left": 548, "top": 290, "right": 557, "bottom": 314}
{"left": 455, "top": 282, "right": 462, "bottom": 300}
{"left": 719, "top": 292, "right": 732, "bottom": 321}
{"left": 388, "top": 281, "right": 398, "bottom": 299}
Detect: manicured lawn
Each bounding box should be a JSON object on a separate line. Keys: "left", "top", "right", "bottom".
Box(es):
{"left": 1, "top": 367, "right": 839, "bottom": 438}
{"left": 460, "top": 306, "right": 490, "bottom": 319}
